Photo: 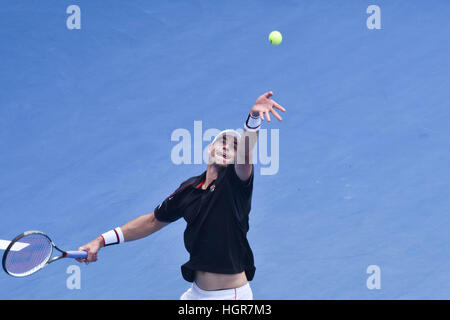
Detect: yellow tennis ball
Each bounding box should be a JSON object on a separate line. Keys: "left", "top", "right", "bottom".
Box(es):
{"left": 269, "top": 31, "right": 282, "bottom": 45}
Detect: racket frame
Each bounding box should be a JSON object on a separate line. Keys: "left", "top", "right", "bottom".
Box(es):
{"left": 2, "top": 230, "right": 82, "bottom": 277}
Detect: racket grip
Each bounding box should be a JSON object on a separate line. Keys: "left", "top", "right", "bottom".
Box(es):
{"left": 65, "top": 251, "right": 88, "bottom": 259}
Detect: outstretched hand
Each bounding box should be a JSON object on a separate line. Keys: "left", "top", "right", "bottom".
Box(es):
{"left": 250, "top": 91, "right": 286, "bottom": 122}
{"left": 76, "top": 237, "right": 103, "bottom": 265}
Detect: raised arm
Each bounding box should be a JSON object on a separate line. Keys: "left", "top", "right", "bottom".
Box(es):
{"left": 235, "top": 91, "right": 286, "bottom": 181}
{"left": 235, "top": 127, "right": 258, "bottom": 181}
{"left": 78, "top": 212, "right": 169, "bottom": 264}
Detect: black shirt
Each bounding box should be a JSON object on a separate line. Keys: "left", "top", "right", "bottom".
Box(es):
{"left": 154, "top": 164, "right": 256, "bottom": 282}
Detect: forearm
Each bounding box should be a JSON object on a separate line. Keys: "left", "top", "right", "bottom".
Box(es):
{"left": 237, "top": 129, "right": 258, "bottom": 165}
{"left": 79, "top": 213, "right": 168, "bottom": 263}
{"left": 237, "top": 110, "right": 259, "bottom": 164}
{"left": 120, "top": 212, "right": 168, "bottom": 242}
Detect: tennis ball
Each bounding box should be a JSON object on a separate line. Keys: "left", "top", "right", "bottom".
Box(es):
{"left": 269, "top": 31, "right": 282, "bottom": 45}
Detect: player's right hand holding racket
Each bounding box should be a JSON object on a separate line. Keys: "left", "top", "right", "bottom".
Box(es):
{"left": 77, "top": 236, "right": 104, "bottom": 264}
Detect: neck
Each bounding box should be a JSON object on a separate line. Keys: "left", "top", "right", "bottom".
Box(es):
{"left": 203, "top": 164, "right": 223, "bottom": 189}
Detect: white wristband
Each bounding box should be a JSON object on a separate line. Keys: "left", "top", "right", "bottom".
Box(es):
{"left": 101, "top": 227, "right": 124, "bottom": 246}
{"left": 244, "top": 113, "right": 261, "bottom": 132}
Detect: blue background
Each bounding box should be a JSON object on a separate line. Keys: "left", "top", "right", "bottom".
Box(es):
{"left": 1, "top": 0, "right": 450, "bottom": 299}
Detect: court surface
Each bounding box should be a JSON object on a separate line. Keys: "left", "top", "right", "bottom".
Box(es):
{"left": 1, "top": 1, "right": 450, "bottom": 299}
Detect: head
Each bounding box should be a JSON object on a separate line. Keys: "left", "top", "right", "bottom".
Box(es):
{"left": 207, "top": 130, "right": 241, "bottom": 167}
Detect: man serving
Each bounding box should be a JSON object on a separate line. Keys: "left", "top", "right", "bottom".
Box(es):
{"left": 77, "top": 91, "right": 286, "bottom": 300}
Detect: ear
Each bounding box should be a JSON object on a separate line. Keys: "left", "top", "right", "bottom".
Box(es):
{"left": 207, "top": 144, "right": 215, "bottom": 164}
{"left": 208, "top": 144, "right": 215, "bottom": 157}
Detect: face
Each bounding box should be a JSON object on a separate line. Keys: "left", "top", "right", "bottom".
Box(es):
{"left": 208, "top": 134, "right": 238, "bottom": 167}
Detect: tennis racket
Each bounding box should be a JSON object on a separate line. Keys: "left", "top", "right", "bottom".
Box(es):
{"left": 2, "top": 230, "right": 88, "bottom": 277}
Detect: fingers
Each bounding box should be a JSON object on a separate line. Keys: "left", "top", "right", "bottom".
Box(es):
{"left": 262, "top": 93, "right": 286, "bottom": 113}
{"left": 76, "top": 246, "right": 98, "bottom": 265}
{"left": 253, "top": 91, "right": 286, "bottom": 122}
{"left": 271, "top": 100, "right": 286, "bottom": 113}
{"left": 83, "top": 254, "right": 98, "bottom": 265}
{"left": 87, "top": 250, "right": 98, "bottom": 264}
{"left": 259, "top": 112, "right": 264, "bottom": 121}
{"left": 76, "top": 257, "right": 90, "bottom": 264}
{"left": 264, "top": 91, "right": 273, "bottom": 99}
{"left": 270, "top": 108, "right": 282, "bottom": 121}
{"left": 268, "top": 99, "right": 285, "bottom": 121}
{"left": 254, "top": 107, "right": 277, "bottom": 122}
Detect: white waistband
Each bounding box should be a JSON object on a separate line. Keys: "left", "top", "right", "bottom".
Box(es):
{"left": 193, "top": 281, "right": 250, "bottom": 297}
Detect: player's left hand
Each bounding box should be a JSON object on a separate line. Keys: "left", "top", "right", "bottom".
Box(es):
{"left": 250, "top": 91, "right": 286, "bottom": 122}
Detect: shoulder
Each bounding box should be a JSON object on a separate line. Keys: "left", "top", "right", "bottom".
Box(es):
{"left": 179, "top": 176, "right": 198, "bottom": 188}
{"left": 172, "top": 171, "right": 204, "bottom": 194}
{"left": 226, "top": 164, "right": 254, "bottom": 188}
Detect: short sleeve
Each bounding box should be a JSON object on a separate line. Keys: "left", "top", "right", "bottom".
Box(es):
{"left": 154, "top": 186, "right": 184, "bottom": 223}
{"left": 228, "top": 164, "right": 254, "bottom": 194}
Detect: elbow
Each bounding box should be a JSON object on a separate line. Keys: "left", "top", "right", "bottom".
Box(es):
{"left": 149, "top": 212, "right": 169, "bottom": 231}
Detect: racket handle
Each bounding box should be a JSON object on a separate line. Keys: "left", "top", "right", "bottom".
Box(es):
{"left": 64, "top": 251, "right": 88, "bottom": 259}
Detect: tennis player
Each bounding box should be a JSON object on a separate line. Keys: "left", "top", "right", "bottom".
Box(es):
{"left": 77, "top": 91, "right": 285, "bottom": 300}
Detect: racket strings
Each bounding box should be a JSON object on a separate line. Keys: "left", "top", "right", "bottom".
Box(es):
{"left": 4, "top": 234, "right": 52, "bottom": 277}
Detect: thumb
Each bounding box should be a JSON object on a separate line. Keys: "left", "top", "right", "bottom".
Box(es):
{"left": 78, "top": 247, "right": 89, "bottom": 254}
